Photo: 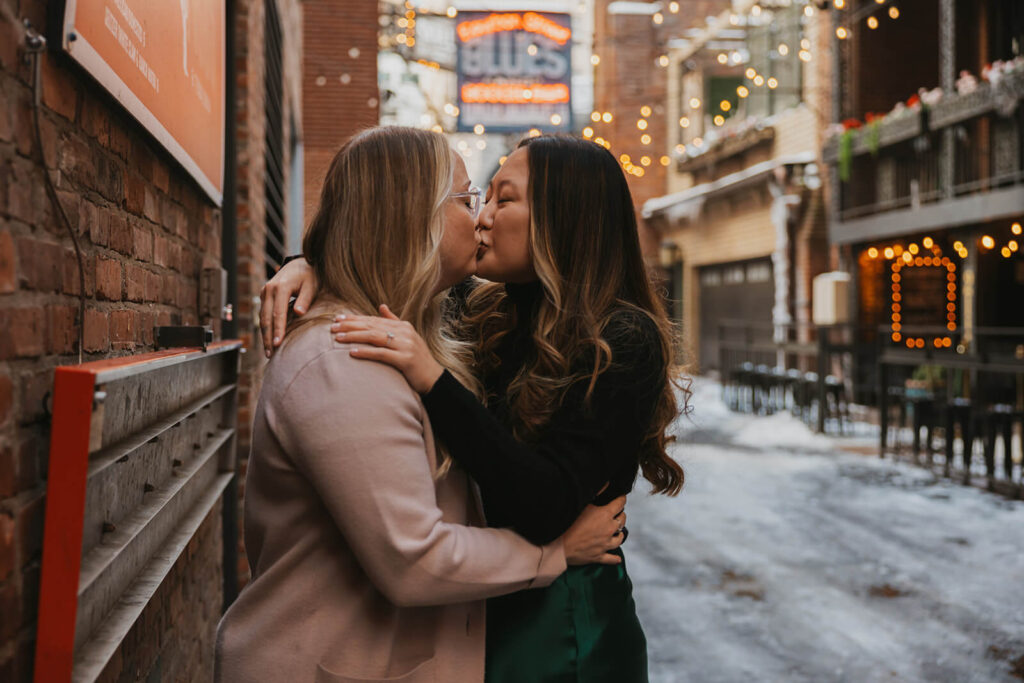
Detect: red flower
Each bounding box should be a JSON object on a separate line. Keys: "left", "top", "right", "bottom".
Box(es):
{"left": 906, "top": 94, "right": 921, "bottom": 108}
{"left": 842, "top": 118, "right": 863, "bottom": 130}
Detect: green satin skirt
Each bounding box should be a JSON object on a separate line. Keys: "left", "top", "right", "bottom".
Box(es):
{"left": 485, "top": 549, "right": 648, "bottom": 683}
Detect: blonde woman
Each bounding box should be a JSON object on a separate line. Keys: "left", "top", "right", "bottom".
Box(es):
{"left": 214, "top": 128, "right": 626, "bottom": 683}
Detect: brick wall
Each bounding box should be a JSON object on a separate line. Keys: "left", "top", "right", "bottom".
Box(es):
{"left": 0, "top": 0, "right": 301, "bottom": 677}
{"left": 302, "top": 0, "right": 379, "bottom": 219}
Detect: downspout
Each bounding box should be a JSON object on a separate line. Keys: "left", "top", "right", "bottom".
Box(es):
{"left": 221, "top": 0, "right": 240, "bottom": 612}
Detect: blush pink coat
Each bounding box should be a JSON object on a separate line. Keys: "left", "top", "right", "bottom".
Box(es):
{"left": 215, "top": 316, "right": 566, "bottom": 682}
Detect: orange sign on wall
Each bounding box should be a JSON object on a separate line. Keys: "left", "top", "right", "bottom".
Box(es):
{"left": 63, "top": 0, "right": 225, "bottom": 205}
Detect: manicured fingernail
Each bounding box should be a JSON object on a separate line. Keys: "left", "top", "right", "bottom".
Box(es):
{"left": 295, "top": 306, "right": 304, "bottom": 314}
{"left": 265, "top": 350, "right": 271, "bottom": 358}
{"left": 335, "top": 332, "right": 346, "bottom": 339}
{"left": 349, "top": 348, "right": 359, "bottom": 355}
{"left": 330, "top": 323, "right": 340, "bottom": 331}
{"left": 273, "top": 336, "right": 281, "bottom": 345}
{"left": 336, "top": 314, "right": 346, "bottom": 320}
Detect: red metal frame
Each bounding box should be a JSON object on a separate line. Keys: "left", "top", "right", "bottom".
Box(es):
{"left": 34, "top": 341, "right": 241, "bottom": 682}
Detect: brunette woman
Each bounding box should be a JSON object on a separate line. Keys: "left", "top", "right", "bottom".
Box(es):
{"left": 215, "top": 128, "right": 627, "bottom": 683}
{"left": 263, "top": 135, "right": 685, "bottom": 681}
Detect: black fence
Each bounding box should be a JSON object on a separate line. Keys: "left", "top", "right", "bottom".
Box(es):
{"left": 717, "top": 321, "right": 1024, "bottom": 497}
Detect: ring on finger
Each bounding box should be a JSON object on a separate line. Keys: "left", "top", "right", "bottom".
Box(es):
{"left": 385, "top": 331, "right": 396, "bottom": 347}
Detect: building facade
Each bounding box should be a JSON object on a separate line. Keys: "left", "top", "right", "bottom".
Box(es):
{"left": 643, "top": 0, "right": 833, "bottom": 373}
{"left": 0, "top": 0, "right": 303, "bottom": 678}
{"left": 823, "top": 0, "right": 1023, "bottom": 403}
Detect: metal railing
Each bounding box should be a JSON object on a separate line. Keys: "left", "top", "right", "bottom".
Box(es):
{"left": 877, "top": 325, "right": 1024, "bottom": 497}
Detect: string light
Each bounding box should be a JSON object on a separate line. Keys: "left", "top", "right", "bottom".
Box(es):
{"left": 474, "top": 124, "right": 485, "bottom": 135}
{"left": 653, "top": 12, "right": 663, "bottom": 24}
{"left": 550, "top": 113, "right": 562, "bottom": 125}
{"left": 641, "top": 134, "right": 652, "bottom": 144}
{"left": 669, "top": 1, "right": 679, "bottom": 12}
{"left": 602, "top": 112, "right": 613, "bottom": 122}
{"left": 658, "top": 55, "right": 670, "bottom": 67}
{"left": 737, "top": 86, "right": 750, "bottom": 98}
{"left": 745, "top": 68, "right": 757, "bottom": 79}
{"left": 637, "top": 119, "right": 648, "bottom": 130}
{"left": 720, "top": 100, "right": 732, "bottom": 111}
{"left": 718, "top": 53, "right": 729, "bottom": 65}
{"left": 446, "top": 6, "right": 457, "bottom": 18}
{"left": 754, "top": 75, "right": 765, "bottom": 86}
{"left": 641, "top": 106, "right": 652, "bottom": 116}
{"left": 582, "top": 126, "right": 594, "bottom": 138}
{"left": 889, "top": 6, "right": 899, "bottom": 19}
{"left": 591, "top": 54, "right": 601, "bottom": 66}
{"left": 767, "top": 78, "right": 778, "bottom": 89}
{"left": 689, "top": 97, "right": 701, "bottom": 109}
{"left": 591, "top": 111, "right": 601, "bottom": 122}
{"left": 834, "top": 0, "right": 845, "bottom": 8}
{"left": 836, "top": 27, "right": 849, "bottom": 39}
{"left": 867, "top": 16, "right": 879, "bottom": 29}
{"left": 1012, "top": 222, "right": 1022, "bottom": 235}
{"left": 679, "top": 116, "right": 690, "bottom": 128}
{"left": 660, "top": 156, "right": 671, "bottom": 166}
{"left": 778, "top": 44, "right": 789, "bottom": 56}
{"left": 713, "top": 115, "right": 725, "bottom": 126}
{"left": 981, "top": 235, "right": 995, "bottom": 249}
{"left": 640, "top": 156, "right": 651, "bottom": 166}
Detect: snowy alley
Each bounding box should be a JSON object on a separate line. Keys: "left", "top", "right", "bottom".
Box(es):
{"left": 628, "top": 380, "right": 1024, "bottom": 683}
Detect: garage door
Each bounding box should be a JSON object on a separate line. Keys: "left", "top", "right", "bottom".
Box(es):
{"left": 698, "top": 258, "right": 775, "bottom": 372}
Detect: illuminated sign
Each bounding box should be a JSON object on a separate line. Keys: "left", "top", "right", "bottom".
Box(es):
{"left": 62, "top": 0, "right": 225, "bottom": 205}
{"left": 456, "top": 11, "right": 572, "bottom": 133}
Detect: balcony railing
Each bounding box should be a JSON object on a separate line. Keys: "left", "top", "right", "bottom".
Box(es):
{"left": 823, "top": 69, "right": 1024, "bottom": 222}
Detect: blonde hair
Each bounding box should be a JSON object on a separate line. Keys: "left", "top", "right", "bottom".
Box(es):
{"left": 288, "top": 126, "right": 480, "bottom": 474}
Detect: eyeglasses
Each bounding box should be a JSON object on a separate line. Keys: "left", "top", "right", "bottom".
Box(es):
{"left": 449, "top": 186, "right": 483, "bottom": 219}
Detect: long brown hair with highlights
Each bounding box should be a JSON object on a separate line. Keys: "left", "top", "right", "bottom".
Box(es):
{"left": 463, "top": 135, "right": 687, "bottom": 495}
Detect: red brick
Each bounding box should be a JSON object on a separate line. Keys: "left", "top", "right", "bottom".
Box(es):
{"left": 0, "top": 308, "right": 45, "bottom": 359}
{"left": 108, "top": 211, "right": 132, "bottom": 255}
{"left": 15, "top": 492, "right": 44, "bottom": 568}
{"left": 0, "top": 570, "right": 17, "bottom": 642}
{"left": 132, "top": 222, "right": 154, "bottom": 262}
{"left": 0, "top": 373, "right": 11, "bottom": 425}
{"left": 140, "top": 311, "right": 156, "bottom": 346}
{"left": 6, "top": 157, "right": 37, "bottom": 225}
{"left": 14, "top": 434, "right": 43, "bottom": 502}
{"left": 80, "top": 95, "right": 110, "bottom": 147}
{"left": 153, "top": 235, "right": 172, "bottom": 269}
{"left": 125, "top": 174, "right": 145, "bottom": 215}
{"left": 0, "top": 444, "right": 14, "bottom": 498}
{"left": 143, "top": 186, "right": 160, "bottom": 223}
{"left": 145, "top": 271, "right": 161, "bottom": 303}
{"left": 47, "top": 305, "right": 77, "bottom": 354}
{"left": 19, "top": 369, "right": 52, "bottom": 424}
{"left": 125, "top": 264, "right": 147, "bottom": 302}
{"left": 59, "top": 134, "right": 96, "bottom": 187}
{"left": 0, "top": 513, "right": 12, "bottom": 584}
{"left": 40, "top": 57, "right": 78, "bottom": 121}
{"left": 11, "top": 92, "right": 32, "bottom": 158}
{"left": 38, "top": 113, "right": 60, "bottom": 169}
{"left": 95, "top": 256, "right": 122, "bottom": 301}
{"left": 153, "top": 163, "right": 170, "bottom": 194}
{"left": 77, "top": 198, "right": 98, "bottom": 238}
{"left": 0, "top": 231, "right": 14, "bottom": 294}
{"left": 15, "top": 237, "right": 62, "bottom": 292}
{"left": 109, "top": 309, "right": 135, "bottom": 343}
{"left": 0, "top": 83, "right": 12, "bottom": 144}
{"left": 83, "top": 308, "right": 108, "bottom": 352}
{"left": 63, "top": 249, "right": 94, "bottom": 297}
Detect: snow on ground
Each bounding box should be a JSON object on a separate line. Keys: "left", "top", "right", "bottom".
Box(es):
{"left": 628, "top": 379, "right": 1024, "bottom": 683}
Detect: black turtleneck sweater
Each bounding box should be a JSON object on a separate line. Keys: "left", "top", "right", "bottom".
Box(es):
{"left": 422, "top": 281, "right": 665, "bottom": 546}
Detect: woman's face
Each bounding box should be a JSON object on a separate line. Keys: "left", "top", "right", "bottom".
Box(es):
{"left": 438, "top": 154, "right": 482, "bottom": 290}
{"left": 476, "top": 147, "right": 536, "bottom": 283}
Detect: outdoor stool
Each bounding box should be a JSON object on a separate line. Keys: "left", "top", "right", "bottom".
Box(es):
{"left": 943, "top": 398, "right": 983, "bottom": 483}
{"left": 785, "top": 368, "right": 804, "bottom": 416}
{"left": 823, "top": 375, "right": 849, "bottom": 434}
{"left": 729, "top": 362, "right": 756, "bottom": 412}
{"left": 982, "top": 404, "right": 1023, "bottom": 486}
{"left": 904, "top": 392, "right": 937, "bottom": 463}
{"left": 798, "top": 372, "right": 818, "bottom": 425}
{"left": 753, "top": 364, "right": 773, "bottom": 414}
{"left": 882, "top": 385, "right": 907, "bottom": 452}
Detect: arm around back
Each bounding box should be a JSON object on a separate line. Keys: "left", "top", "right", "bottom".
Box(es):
{"left": 267, "top": 344, "right": 565, "bottom": 607}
